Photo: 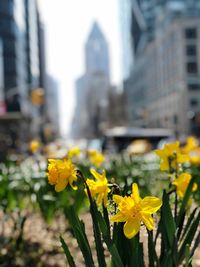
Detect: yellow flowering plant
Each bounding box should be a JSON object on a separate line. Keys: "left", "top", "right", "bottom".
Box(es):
{"left": 111, "top": 183, "right": 162, "bottom": 239}
{"left": 87, "top": 149, "right": 105, "bottom": 167}
{"left": 172, "top": 172, "right": 198, "bottom": 199}
{"left": 67, "top": 146, "right": 81, "bottom": 159}
{"left": 155, "top": 141, "right": 189, "bottom": 171}
{"left": 47, "top": 158, "right": 77, "bottom": 192}
{"left": 47, "top": 140, "right": 200, "bottom": 267}
{"left": 85, "top": 169, "right": 111, "bottom": 207}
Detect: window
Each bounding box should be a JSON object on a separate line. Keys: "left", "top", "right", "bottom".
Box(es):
{"left": 190, "top": 99, "right": 198, "bottom": 106}
{"left": 188, "top": 83, "right": 200, "bottom": 90}
{"left": 185, "top": 28, "right": 197, "bottom": 39}
{"left": 187, "top": 62, "right": 198, "bottom": 74}
{"left": 186, "top": 45, "right": 197, "bottom": 56}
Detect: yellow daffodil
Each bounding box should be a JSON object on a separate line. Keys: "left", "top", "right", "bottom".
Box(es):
{"left": 29, "top": 140, "right": 40, "bottom": 153}
{"left": 47, "top": 159, "right": 77, "bottom": 192}
{"left": 68, "top": 146, "right": 81, "bottom": 159}
{"left": 172, "top": 173, "right": 197, "bottom": 199}
{"left": 190, "top": 148, "right": 200, "bottom": 164}
{"left": 88, "top": 149, "right": 105, "bottom": 167}
{"left": 181, "top": 137, "right": 200, "bottom": 164}
{"left": 86, "top": 169, "right": 110, "bottom": 207}
{"left": 111, "top": 183, "right": 162, "bottom": 239}
{"left": 181, "top": 136, "right": 198, "bottom": 154}
{"left": 155, "top": 141, "right": 189, "bottom": 171}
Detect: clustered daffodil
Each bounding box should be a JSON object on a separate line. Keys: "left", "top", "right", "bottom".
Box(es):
{"left": 47, "top": 159, "right": 77, "bottom": 192}
{"left": 111, "top": 183, "right": 162, "bottom": 239}
{"left": 189, "top": 148, "right": 200, "bottom": 164}
{"left": 88, "top": 149, "right": 105, "bottom": 167}
{"left": 172, "top": 172, "right": 198, "bottom": 199}
{"left": 181, "top": 136, "right": 198, "bottom": 154}
{"left": 67, "top": 146, "right": 81, "bottom": 159}
{"left": 181, "top": 136, "right": 200, "bottom": 165}
{"left": 155, "top": 141, "right": 189, "bottom": 171}
{"left": 86, "top": 169, "right": 110, "bottom": 207}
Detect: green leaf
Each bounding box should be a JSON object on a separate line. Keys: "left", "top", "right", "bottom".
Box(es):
{"left": 131, "top": 233, "right": 139, "bottom": 266}
{"left": 159, "top": 191, "right": 178, "bottom": 267}
{"left": 148, "top": 230, "right": 160, "bottom": 267}
{"left": 83, "top": 178, "right": 107, "bottom": 267}
{"left": 60, "top": 235, "right": 76, "bottom": 267}
{"left": 162, "top": 190, "right": 176, "bottom": 246}
{"left": 161, "top": 251, "right": 173, "bottom": 267}
{"left": 75, "top": 226, "right": 95, "bottom": 267}
{"left": 138, "top": 242, "right": 145, "bottom": 267}
{"left": 177, "top": 177, "right": 195, "bottom": 227}
{"left": 97, "top": 211, "right": 123, "bottom": 267}
{"left": 178, "top": 210, "right": 200, "bottom": 265}
{"left": 66, "top": 206, "right": 95, "bottom": 267}
{"left": 190, "top": 230, "right": 200, "bottom": 258}
{"left": 103, "top": 204, "right": 110, "bottom": 236}
{"left": 178, "top": 207, "right": 197, "bottom": 241}
{"left": 185, "top": 244, "right": 191, "bottom": 267}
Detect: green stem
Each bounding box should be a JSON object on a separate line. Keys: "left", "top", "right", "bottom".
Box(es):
{"left": 77, "top": 170, "right": 107, "bottom": 267}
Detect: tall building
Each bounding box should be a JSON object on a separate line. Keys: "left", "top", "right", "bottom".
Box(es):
{"left": 85, "top": 22, "right": 110, "bottom": 79}
{"left": 0, "top": 39, "right": 5, "bottom": 114}
{"left": 72, "top": 22, "right": 110, "bottom": 139}
{"left": 124, "top": 0, "right": 200, "bottom": 136}
{"left": 0, "top": 0, "right": 47, "bottom": 156}
{"left": 118, "top": 0, "right": 134, "bottom": 79}
{"left": 0, "top": 0, "right": 44, "bottom": 113}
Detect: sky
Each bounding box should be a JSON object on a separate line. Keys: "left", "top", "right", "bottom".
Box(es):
{"left": 38, "top": 0, "right": 122, "bottom": 137}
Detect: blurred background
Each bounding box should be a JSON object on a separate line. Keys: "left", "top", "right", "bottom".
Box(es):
{"left": 1, "top": 1, "right": 200, "bottom": 266}
{"left": 1, "top": 0, "right": 200, "bottom": 157}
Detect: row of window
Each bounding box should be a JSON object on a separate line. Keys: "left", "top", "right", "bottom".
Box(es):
{"left": 185, "top": 28, "right": 198, "bottom": 75}
{"left": 186, "top": 62, "right": 198, "bottom": 74}
{"left": 185, "top": 28, "right": 197, "bottom": 39}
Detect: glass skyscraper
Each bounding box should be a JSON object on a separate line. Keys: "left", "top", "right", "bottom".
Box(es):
{"left": 0, "top": 0, "right": 42, "bottom": 114}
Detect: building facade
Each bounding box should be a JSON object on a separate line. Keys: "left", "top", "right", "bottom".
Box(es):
{"left": 118, "top": 0, "right": 134, "bottom": 79}
{"left": 0, "top": 0, "right": 47, "bottom": 156}
{"left": 72, "top": 22, "right": 110, "bottom": 139}
{"left": 124, "top": 0, "right": 200, "bottom": 136}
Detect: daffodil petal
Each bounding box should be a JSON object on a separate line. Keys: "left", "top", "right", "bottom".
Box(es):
{"left": 123, "top": 219, "right": 140, "bottom": 239}
{"left": 155, "top": 149, "right": 165, "bottom": 158}
{"left": 177, "top": 154, "right": 189, "bottom": 163}
{"left": 141, "top": 213, "right": 154, "bottom": 230}
{"left": 111, "top": 212, "right": 127, "bottom": 222}
{"left": 55, "top": 179, "right": 68, "bottom": 192}
{"left": 131, "top": 183, "right": 140, "bottom": 203}
{"left": 113, "top": 194, "right": 124, "bottom": 204}
{"left": 160, "top": 159, "right": 169, "bottom": 171}
{"left": 97, "top": 193, "right": 103, "bottom": 206}
{"left": 141, "top": 197, "right": 162, "bottom": 213}
{"left": 90, "top": 169, "right": 104, "bottom": 181}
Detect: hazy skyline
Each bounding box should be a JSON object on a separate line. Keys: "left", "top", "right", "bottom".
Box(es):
{"left": 38, "top": 0, "right": 122, "bottom": 136}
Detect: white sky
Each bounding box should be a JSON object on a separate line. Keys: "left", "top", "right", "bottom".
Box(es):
{"left": 38, "top": 0, "right": 122, "bottom": 136}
